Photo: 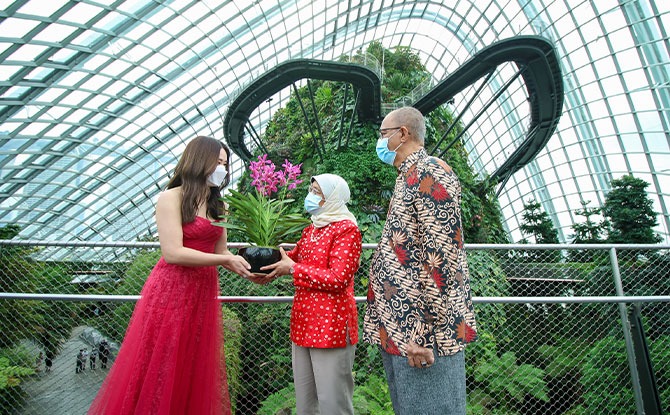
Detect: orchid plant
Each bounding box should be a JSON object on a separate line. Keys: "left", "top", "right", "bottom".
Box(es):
{"left": 215, "top": 154, "right": 310, "bottom": 248}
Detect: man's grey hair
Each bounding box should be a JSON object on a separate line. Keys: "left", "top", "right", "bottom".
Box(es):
{"left": 390, "top": 107, "right": 426, "bottom": 145}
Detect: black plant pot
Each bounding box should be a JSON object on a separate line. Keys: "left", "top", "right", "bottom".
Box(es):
{"left": 238, "top": 246, "right": 281, "bottom": 274}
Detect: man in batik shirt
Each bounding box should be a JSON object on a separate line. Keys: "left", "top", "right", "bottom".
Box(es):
{"left": 364, "top": 106, "right": 477, "bottom": 415}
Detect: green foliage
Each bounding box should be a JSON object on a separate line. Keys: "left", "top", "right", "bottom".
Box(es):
{"left": 97, "top": 249, "right": 161, "bottom": 341}
{"left": 467, "top": 388, "right": 502, "bottom": 414}
{"left": 475, "top": 352, "right": 549, "bottom": 411}
{"left": 519, "top": 199, "right": 559, "bottom": 245}
{"left": 226, "top": 299, "right": 293, "bottom": 411}
{"left": 218, "top": 188, "right": 310, "bottom": 248}
{"left": 0, "top": 226, "right": 37, "bottom": 348}
{"left": 222, "top": 307, "right": 242, "bottom": 414}
{"left": 561, "top": 406, "right": 587, "bottom": 415}
{"left": 534, "top": 338, "right": 591, "bottom": 413}
{"left": 576, "top": 255, "right": 670, "bottom": 339}
{"left": 0, "top": 352, "right": 35, "bottom": 414}
{"left": 603, "top": 175, "right": 662, "bottom": 244}
{"left": 257, "top": 383, "right": 296, "bottom": 415}
{"left": 351, "top": 337, "right": 386, "bottom": 383}
{"left": 466, "top": 251, "right": 511, "bottom": 361}
{"left": 648, "top": 335, "right": 670, "bottom": 409}
{"left": 352, "top": 374, "right": 394, "bottom": 414}
{"left": 568, "top": 200, "right": 609, "bottom": 262}
{"left": 316, "top": 145, "right": 396, "bottom": 215}
{"left": 466, "top": 331, "right": 499, "bottom": 382}
{"left": 255, "top": 355, "right": 394, "bottom": 415}
{"left": 580, "top": 337, "right": 634, "bottom": 414}
{"left": 537, "top": 339, "right": 590, "bottom": 378}
{"left": 518, "top": 199, "right": 560, "bottom": 262}
{"left": 569, "top": 200, "right": 608, "bottom": 245}
{"left": 0, "top": 357, "right": 34, "bottom": 389}
{"left": 0, "top": 225, "right": 83, "bottom": 359}
{"left": 0, "top": 345, "right": 35, "bottom": 372}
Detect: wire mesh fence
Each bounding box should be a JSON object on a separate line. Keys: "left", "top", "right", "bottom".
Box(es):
{"left": 0, "top": 241, "right": 668, "bottom": 415}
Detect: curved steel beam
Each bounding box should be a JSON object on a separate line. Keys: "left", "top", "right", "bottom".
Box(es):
{"left": 413, "top": 35, "right": 564, "bottom": 188}
{"left": 224, "top": 59, "right": 381, "bottom": 160}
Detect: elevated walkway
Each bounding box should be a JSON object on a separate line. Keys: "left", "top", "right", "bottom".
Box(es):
{"left": 414, "top": 36, "right": 563, "bottom": 187}
{"left": 224, "top": 36, "right": 563, "bottom": 188}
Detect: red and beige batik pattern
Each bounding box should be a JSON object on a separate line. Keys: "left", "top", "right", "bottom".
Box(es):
{"left": 364, "top": 148, "right": 477, "bottom": 357}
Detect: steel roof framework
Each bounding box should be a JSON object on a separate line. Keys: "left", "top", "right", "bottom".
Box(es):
{"left": 0, "top": 0, "right": 668, "bottom": 256}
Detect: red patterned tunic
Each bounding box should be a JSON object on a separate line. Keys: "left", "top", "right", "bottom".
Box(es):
{"left": 364, "top": 148, "right": 477, "bottom": 356}
{"left": 287, "top": 219, "right": 362, "bottom": 348}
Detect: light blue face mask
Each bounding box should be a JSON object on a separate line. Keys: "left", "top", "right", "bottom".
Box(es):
{"left": 376, "top": 130, "right": 403, "bottom": 165}
{"left": 304, "top": 192, "right": 323, "bottom": 214}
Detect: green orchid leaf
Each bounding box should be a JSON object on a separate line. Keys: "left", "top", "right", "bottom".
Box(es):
{"left": 215, "top": 188, "right": 310, "bottom": 248}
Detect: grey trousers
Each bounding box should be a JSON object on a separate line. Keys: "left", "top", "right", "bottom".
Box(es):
{"left": 292, "top": 342, "right": 355, "bottom": 415}
{"left": 380, "top": 347, "right": 466, "bottom": 415}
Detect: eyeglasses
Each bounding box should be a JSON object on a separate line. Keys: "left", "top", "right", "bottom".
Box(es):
{"left": 378, "top": 126, "right": 402, "bottom": 139}
{"left": 308, "top": 186, "right": 324, "bottom": 197}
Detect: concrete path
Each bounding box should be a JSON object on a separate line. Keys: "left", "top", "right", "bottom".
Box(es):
{"left": 20, "top": 326, "right": 110, "bottom": 415}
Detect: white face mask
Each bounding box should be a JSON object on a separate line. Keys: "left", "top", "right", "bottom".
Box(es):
{"left": 207, "top": 165, "right": 227, "bottom": 187}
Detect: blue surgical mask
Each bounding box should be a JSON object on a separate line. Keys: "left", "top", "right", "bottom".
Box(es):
{"left": 376, "top": 131, "right": 403, "bottom": 165}
{"left": 304, "top": 192, "right": 323, "bottom": 214}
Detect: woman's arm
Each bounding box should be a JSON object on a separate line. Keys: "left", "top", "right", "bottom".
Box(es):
{"left": 156, "top": 189, "right": 252, "bottom": 276}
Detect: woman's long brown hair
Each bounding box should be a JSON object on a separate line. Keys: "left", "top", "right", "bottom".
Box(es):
{"left": 166, "top": 136, "right": 231, "bottom": 223}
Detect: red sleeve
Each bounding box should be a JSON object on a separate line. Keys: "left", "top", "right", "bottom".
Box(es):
{"left": 292, "top": 222, "right": 362, "bottom": 293}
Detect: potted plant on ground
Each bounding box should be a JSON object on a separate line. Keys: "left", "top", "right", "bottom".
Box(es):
{"left": 215, "top": 154, "right": 310, "bottom": 273}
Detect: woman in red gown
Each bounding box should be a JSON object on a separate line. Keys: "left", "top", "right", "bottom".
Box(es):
{"left": 88, "top": 136, "right": 253, "bottom": 415}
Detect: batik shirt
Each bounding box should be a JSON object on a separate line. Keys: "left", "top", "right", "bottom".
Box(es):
{"left": 363, "top": 148, "right": 477, "bottom": 356}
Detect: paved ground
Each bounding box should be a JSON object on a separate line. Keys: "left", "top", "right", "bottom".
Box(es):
{"left": 20, "top": 326, "right": 110, "bottom": 415}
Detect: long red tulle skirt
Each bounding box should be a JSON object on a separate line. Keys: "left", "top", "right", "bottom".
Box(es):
{"left": 89, "top": 217, "right": 231, "bottom": 414}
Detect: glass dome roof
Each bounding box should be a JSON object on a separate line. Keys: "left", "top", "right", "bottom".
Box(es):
{"left": 1, "top": 0, "right": 668, "bottom": 248}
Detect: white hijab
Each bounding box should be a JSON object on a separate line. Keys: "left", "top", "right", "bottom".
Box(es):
{"left": 310, "top": 173, "right": 358, "bottom": 228}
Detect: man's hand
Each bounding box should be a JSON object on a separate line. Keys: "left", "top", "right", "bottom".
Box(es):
{"left": 406, "top": 343, "right": 434, "bottom": 369}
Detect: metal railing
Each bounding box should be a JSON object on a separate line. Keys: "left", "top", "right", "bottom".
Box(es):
{"left": 0, "top": 241, "right": 668, "bottom": 415}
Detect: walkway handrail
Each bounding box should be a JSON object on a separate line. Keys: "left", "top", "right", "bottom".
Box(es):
{"left": 1, "top": 240, "right": 668, "bottom": 250}
{"left": 2, "top": 293, "right": 670, "bottom": 304}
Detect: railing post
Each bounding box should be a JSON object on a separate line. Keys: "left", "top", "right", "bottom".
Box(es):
{"left": 609, "top": 247, "right": 645, "bottom": 415}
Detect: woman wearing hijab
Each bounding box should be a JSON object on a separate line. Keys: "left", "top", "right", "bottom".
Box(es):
{"left": 259, "top": 173, "right": 362, "bottom": 415}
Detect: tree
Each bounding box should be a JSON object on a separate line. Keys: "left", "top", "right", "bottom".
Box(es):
{"left": 520, "top": 199, "right": 559, "bottom": 244}
{"left": 519, "top": 199, "right": 560, "bottom": 262}
{"left": 568, "top": 200, "right": 609, "bottom": 262}
{"left": 570, "top": 200, "right": 607, "bottom": 244}
{"left": 602, "top": 175, "right": 662, "bottom": 244}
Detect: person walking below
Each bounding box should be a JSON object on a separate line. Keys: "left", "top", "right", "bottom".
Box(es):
{"left": 76, "top": 350, "right": 85, "bottom": 374}
{"left": 36, "top": 352, "right": 43, "bottom": 373}
{"left": 259, "top": 174, "right": 362, "bottom": 415}
{"left": 364, "top": 107, "right": 477, "bottom": 415}
{"left": 45, "top": 354, "right": 52, "bottom": 372}
{"left": 88, "top": 136, "right": 253, "bottom": 415}
{"left": 89, "top": 348, "right": 97, "bottom": 370}
{"left": 98, "top": 340, "right": 109, "bottom": 369}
